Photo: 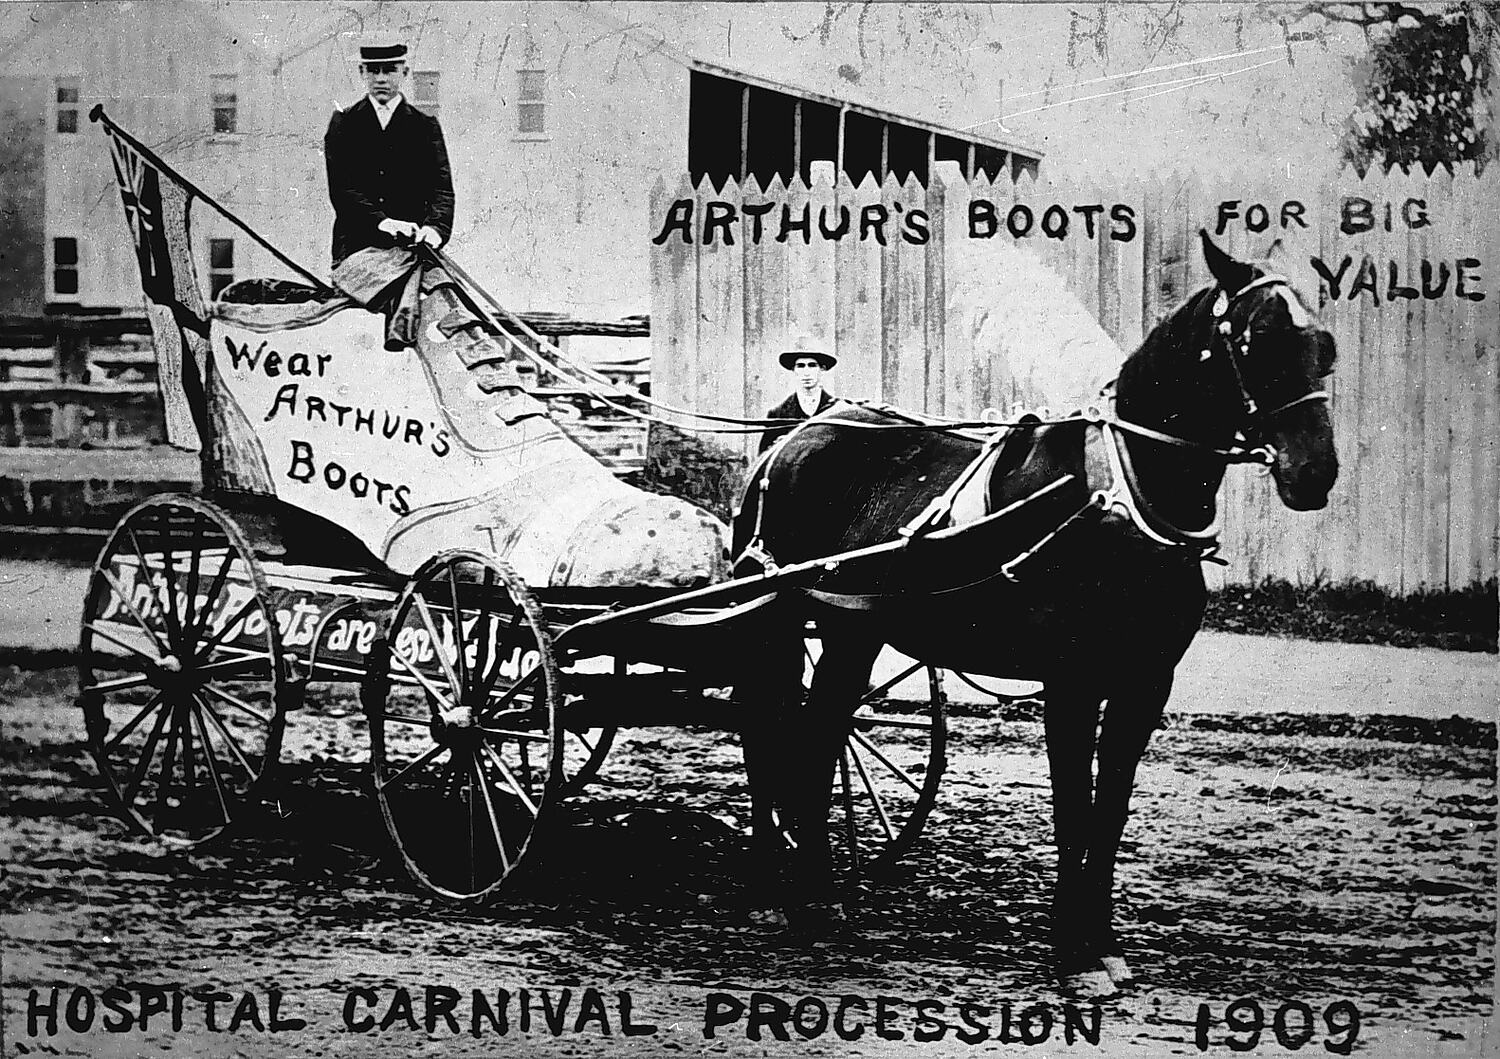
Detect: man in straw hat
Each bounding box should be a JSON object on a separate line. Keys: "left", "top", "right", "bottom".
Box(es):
{"left": 758, "top": 336, "right": 840, "bottom": 454}
{"left": 324, "top": 43, "right": 453, "bottom": 267}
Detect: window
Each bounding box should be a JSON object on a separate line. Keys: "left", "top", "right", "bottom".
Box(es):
{"left": 208, "top": 238, "right": 235, "bottom": 298}
{"left": 55, "top": 77, "right": 80, "bottom": 134}
{"left": 413, "top": 70, "right": 440, "bottom": 117}
{"left": 517, "top": 68, "right": 546, "bottom": 135}
{"left": 211, "top": 74, "right": 238, "bottom": 135}
{"left": 51, "top": 238, "right": 80, "bottom": 297}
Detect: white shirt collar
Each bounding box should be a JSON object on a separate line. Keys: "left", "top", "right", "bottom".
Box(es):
{"left": 368, "top": 93, "right": 404, "bottom": 128}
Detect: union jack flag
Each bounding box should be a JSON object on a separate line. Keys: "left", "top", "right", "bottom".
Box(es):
{"left": 102, "top": 124, "right": 207, "bottom": 449}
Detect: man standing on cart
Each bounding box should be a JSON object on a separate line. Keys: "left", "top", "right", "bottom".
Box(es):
{"left": 324, "top": 43, "right": 452, "bottom": 267}
{"left": 323, "top": 41, "right": 531, "bottom": 413}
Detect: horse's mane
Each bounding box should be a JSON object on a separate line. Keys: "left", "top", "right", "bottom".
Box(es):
{"left": 1114, "top": 282, "right": 1231, "bottom": 416}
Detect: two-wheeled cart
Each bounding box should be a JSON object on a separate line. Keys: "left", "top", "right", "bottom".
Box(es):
{"left": 77, "top": 492, "right": 947, "bottom": 901}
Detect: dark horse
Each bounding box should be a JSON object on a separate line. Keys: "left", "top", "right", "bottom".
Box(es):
{"left": 732, "top": 233, "right": 1338, "bottom": 997}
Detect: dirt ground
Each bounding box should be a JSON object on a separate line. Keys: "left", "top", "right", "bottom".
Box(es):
{"left": 1, "top": 661, "right": 1495, "bottom": 1058}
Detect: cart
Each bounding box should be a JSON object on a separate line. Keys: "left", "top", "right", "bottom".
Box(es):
{"left": 77, "top": 491, "right": 948, "bottom": 902}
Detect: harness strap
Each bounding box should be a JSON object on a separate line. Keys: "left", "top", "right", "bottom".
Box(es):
{"left": 899, "top": 426, "right": 1010, "bottom": 538}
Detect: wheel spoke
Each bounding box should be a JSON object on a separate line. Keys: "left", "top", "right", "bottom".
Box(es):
{"left": 411, "top": 594, "right": 462, "bottom": 701}
{"left": 98, "top": 567, "right": 170, "bottom": 658}
{"left": 440, "top": 750, "right": 468, "bottom": 802}
{"left": 195, "top": 692, "right": 257, "bottom": 778}
{"left": 102, "top": 692, "right": 166, "bottom": 753}
{"left": 852, "top": 712, "right": 933, "bottom": 733}
{"left": 83, "top": 621, "right": 163, "bottom": 668}
{"left": 195, "top": 654, "right": 272, "bottom": 680}
{"left": 472, "top": 566, "right": 495, "bottom": 698}
{"left": 190, "top": 704, "right": 232, "bottom": 826}
{"left": 120, "top": 695, "right": 173, "bottom": 805}
{"left": 446, "top": 562, "right": 469, "bottom": 697}
{"left": 122, "top": 529, "right": 176, "bottom": 644}
{"left": 378, "top": 742, "right": 446, "bottom": 793}
{"left": 194, "top": 596, "right": 261, "bottom": 661}
{"left": 180, "top": 698, "right": 198, "bottom": 799}
{"left": 188, "top": 550, "right": 235, "bottom": 642}
{"left": 849, "top": 728, "right": 925, "bottom": 795}
{"left": 133, "top": 527, "right": 185, "bottom": 652}
{"left": 859, "top": 660, "right": 924, "bottom": 705}
{"left": 569, "top": 729, "right": 598, "bottom": 755}
{"left": 480, "top": 742, "right": 539, "bottom": 817}
{"left": 389, "top": 649, "right": 457, "bottom": 714}
{"left": 154, "top": 702, "right": 185, "bottom": 814}
{"left": 475, "top": 726, "right": 549, "bottom": 742}
{"left": 472, "top": 753, "right": 513, "bottom": 873}
{"left": 200, "top": 683, "right": 273, "bottom": 727}
{"left": 365, "top": 708, "right": 431, "bottom": 727}
{"left": 847, "top": 741, "right": 897, "bottom": 843}
{"left": 183, "top": 517, "right": 206, "bottom": 635}
{"left": 466, "top": 756, "right": 477, "bottom": 894}
{"left": 476, "top": 662, "right": 543, "bottom": 720}
{"left": 838, "top": 748, "right": 861, "bottom": 871}
{"left": 82, "top": 672, "right": 155, "bottom": 695}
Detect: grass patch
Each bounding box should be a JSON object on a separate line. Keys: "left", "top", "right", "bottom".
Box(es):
{"left": 1204, "top": 578, "right": 1497, "bottom": 653}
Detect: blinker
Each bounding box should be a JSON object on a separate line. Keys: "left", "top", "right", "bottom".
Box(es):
{"left": 1212, "top": 290, "right": 1229, "bottom": 318}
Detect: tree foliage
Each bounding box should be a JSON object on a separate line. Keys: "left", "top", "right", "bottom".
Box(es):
{"left": 1313, "top": 2, "right": 1498, "bottom": 171}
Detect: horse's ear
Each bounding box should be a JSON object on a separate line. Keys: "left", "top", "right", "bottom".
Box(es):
{"left": 1199, "top": 230, "right": 1256, "bottom": 292}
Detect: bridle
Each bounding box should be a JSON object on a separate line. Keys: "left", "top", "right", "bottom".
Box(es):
{"left": 1202, "top": 273, "right": 1332, "bottom": 463}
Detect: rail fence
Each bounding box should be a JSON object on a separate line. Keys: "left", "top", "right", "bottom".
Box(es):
{"left": 648, "top": 164, "right": 1499, "bottom": 593}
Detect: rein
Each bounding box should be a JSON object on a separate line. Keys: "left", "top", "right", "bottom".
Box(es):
{"left": 740, "top": 272, "right": 1334, "bottom": 579}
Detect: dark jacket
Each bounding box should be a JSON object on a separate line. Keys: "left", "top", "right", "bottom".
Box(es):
{"left": 324, "top": 97, "right": 455, "bottom": 266}
{"left": 758, "top": 390, "right": 839, "bottom": 454}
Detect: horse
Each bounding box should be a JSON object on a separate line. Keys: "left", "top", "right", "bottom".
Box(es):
{"left": 731, "top": 232, "right": 1339, "bottom": 997}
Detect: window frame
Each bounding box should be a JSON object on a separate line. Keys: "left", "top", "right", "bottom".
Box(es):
{"left": 515, "top": 67, "right": 548, "bottom": 139}
{"left": 208, "top": 237, "right": 236, "bottom": 299}
{"left": 50, "top": 236, "right": 82, "bottom": 299}
{"left": 55, "top": 77, "right": 80, "bottom": 135}
{"left": 210, "top": 73, "right": 239, "bottom": 137}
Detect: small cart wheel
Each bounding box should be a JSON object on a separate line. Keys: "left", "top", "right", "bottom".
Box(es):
{"left": 366, "top": 551, "right": 562, "bottom": 902}
{"left": 76, "top": 494, "right": 289, "bottom": 845}
{"left": 804, "top": 640, "right": 947, "bottom": 877}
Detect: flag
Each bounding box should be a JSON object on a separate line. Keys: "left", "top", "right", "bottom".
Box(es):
{"left": 103, "top": 125, "right": 208, "bottom": 451}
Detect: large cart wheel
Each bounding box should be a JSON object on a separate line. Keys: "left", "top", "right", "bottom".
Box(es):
{"left": 76, "top": 494, "right": 288, "bottom": 845}
{"left": 803, "top": 640, "right": 947, "bottom": 876}
{"left": 366, "top": 551, "right": 562, "bottom": 902}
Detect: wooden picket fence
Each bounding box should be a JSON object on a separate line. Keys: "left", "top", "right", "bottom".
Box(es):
{"left": 648, "top": 163, "right": 1499, "bottom": 593}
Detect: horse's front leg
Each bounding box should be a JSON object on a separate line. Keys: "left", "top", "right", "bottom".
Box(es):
{"left": 1083, "top": 673, "right": 1173, "bottom": 989}
{"left": 783, "top": 633, "right": 882, "bottom": 926}
{"left": 737, "top": 617, "right": 806, "bottom": 916}
{"left": 1043, "top": 679, "right": 1105, "bottom": 994}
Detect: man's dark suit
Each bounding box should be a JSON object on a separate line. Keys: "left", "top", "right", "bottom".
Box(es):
{"left": 758, "top": 391, "right": 839, "bottom": 454}
{"left": 324, "top": 97, "right": 454, "bottom": 266}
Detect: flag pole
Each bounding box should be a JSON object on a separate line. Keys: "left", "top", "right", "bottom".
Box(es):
{"left": 90, "top": 105, "right": 332, "bottom": 292}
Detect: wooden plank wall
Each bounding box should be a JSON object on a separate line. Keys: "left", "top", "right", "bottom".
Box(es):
{"left": 649, "top": 164, "right": 1499, "bottom": 593}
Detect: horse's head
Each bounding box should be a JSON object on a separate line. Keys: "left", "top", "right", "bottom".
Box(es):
{"left": 1195, "top": 231, "right": 1339, "bottom": 510}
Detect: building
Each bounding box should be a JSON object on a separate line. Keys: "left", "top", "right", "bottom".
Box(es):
{"left": 0, "top": 0, "right": 1041, "bottom": 321}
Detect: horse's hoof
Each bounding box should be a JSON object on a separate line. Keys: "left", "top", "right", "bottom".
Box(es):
{"left": 1061, "top": 969, "right": 1120, "bottom": 1001}
{"left": 1100, "top": 955, "right": 1135, "bottom": 988}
